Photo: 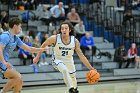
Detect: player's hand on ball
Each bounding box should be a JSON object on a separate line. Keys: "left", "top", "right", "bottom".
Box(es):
{"left": 86, "top": 69, "right": 100, "bottom": 84}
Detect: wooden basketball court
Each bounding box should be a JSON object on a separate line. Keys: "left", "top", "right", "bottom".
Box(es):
{"left": 7, "top": 80, "right": 140, "bottom": 93}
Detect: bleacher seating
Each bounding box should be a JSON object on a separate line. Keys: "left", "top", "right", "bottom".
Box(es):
{"left": 113, "top": 69, "right": 140, "bottom": 76}
{"left": 28, "top": 20, "right": 43, "bottom": 26}
{"left": 9, "top": 10, "right": 27, "bottom": 17}
{"left": 95, "top": 43, "right": 114, "bottom": 49}
{"left": 37, "top": 25, "right": 48, "bottom": 32}
{"left": 1, "top": 36, "right": 140, "bottom": 87}
{"left": 14, "top": 64, "right": 82, "bottom": 74}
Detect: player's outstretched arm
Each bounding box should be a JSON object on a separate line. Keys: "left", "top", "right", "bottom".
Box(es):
{"left": 75, "top": 39, "right": 94, "bottom": 70}
{"left": 20, "top": 44, "right": 48, "bottom": 53}
{"left": 33, "top": 35, "right": 56, "bottom": 64}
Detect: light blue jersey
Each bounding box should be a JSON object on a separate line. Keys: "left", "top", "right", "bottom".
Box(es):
{"left": 0, "top": 31, "right": 23, "bottom": 71}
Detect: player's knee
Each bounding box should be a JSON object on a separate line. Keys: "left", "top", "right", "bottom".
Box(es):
{"left": 14, "top": 76, "right": 23, "bottom": 85}
{"left": 18, "top": 78, "right": 23, "bottom": 85}
{"left": 62, "top": 68, "right": 67, "bottom": 73}
{"left": 61, "top": 68, "right": 69, "bottom": 74}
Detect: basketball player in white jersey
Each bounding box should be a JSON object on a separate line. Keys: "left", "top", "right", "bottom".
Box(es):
{"left": 33, "top": 21, "right": 95, "bottom": 93}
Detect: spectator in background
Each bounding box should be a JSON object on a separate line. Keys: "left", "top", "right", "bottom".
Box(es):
{"left": 32, "top": 36, "right": 40, "bottom": 48}
{"left": 80, "top": 32, "right": 96, "bottom": 56}
{"left": 53, "top": 30, "right": 57, "bottom": 35}
{"left": 40, "top": 5, "right": 51, "bottom": 25}
{"left": 28, "top": 30, "right": 36, "bottom": 42}
{"left": 132, "top": 0, "right": 139, "bottom": 5}
{"left": 67, "top": 7, "right": 80, "bottom": 26}
{"left": 12, "top": 0, "right": 18, "bottom": 10}
{"left": 16, "top": 0, "right": 38, "bottom": 10}
{"left": 31, "top": 35, "right": 49, "bottom": 72}
{"left": 104, "top": 18, "right": 113, "bottom": 30}
{"left": 122, "top": 9, "right": 134, "bottom": 26}
{"left": 122, "top": 9, "right": 134, "bottom": 38}
{"left": 50, "top": 2, "right": 65, "bottom": 25}
{"left": 132, "top": 0, "right": 140, "bottom": 9}
{"left": 18, "top": 36, "right": 35, "bottom": 65}
{"left": 74, "top": 20, "right": 85, "bottom": 41}
{"left": 0, "top": 11, "right": 9, "bottom": 31}
{"left": 0, "top": 23, "right": 4, "bottom": 33}
{"left": 17, "top": 0, "right": 26, "bottom": 10}
{"left": 52, "top": 29, "right": 57, "bottom": 35}
{"left": 125, "top": 43, "right": 139, "bottom": 68}
{"left": 39, "top": 33, "right": 50, "bottom": 66}
{"left": 114, "top": 44, "right": 128, "bottom": 68}
{"left": 33, "top": 35, "right": 48, "bottom": 67}
{"left": 25, "top": 0, "right": 38, "bottom": 10}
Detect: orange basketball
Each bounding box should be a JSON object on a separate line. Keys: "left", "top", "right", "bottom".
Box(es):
{"left": 86, "top": 69, "right": 100, "bottom": 84}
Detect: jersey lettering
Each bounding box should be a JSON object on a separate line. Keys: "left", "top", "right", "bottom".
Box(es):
{"left": 59, "top": 47, "right": 72, "bottom": 50}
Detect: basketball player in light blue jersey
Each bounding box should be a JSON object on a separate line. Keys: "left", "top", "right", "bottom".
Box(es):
{"left": 33, "top": 21, "right": 95, "bottom": 93}
{"left": 0, "top": 17, "right": 48, "bottom": 93}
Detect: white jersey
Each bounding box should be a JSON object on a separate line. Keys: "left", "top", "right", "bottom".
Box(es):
{"left": 52, "top": 34, "right": 76, "bottom": 63}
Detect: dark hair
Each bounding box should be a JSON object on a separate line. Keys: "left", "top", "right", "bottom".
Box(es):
{"left": 9, "top": 17, "right": 22, "bottom": 28}
{"left": 28, "top": 30, "right": 36, "bottom": 39}
{"left": 58, "top": 21, "right": 75, "bottom": 36}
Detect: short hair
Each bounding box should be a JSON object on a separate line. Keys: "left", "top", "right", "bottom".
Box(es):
{"left": 58, "top": 1, "right": 63, "bottom": 5}
{"left": 9, "top": 17, "right": 22, "bottom": 28}
{"left": 58, "top": 21, "right": 75, "bottom": 36}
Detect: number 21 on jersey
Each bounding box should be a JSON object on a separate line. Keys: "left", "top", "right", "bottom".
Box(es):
{"left": 62, "top": 51, "right": 68, "bottom": 56}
